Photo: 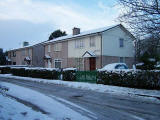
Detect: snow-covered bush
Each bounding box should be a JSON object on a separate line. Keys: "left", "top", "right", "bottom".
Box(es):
{"left": 97, "top": 70, "right": 160, "bottom": 89}
{"left": 10, "top": 67, "right": 61, "bottom": 80}
{"left": 62, "top": 68, "right": 77, "bottom": 81}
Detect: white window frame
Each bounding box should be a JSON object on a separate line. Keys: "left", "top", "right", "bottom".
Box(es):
{"left": 75, "top": 39, "right": 84, "bottom": 49}
{"left": 75, "top": 40, "right": 79, "bottom": 48}
{"left": 54, "top": 59, "right": 62, "bottom": 68}
{"left": 79, "top": 39, "right": 84, "bottom": 48}
{"left": 48, "top": 45, "right": 51, "bottom": 52}
{"left": 119, "top": 57, "right": 125, "bottom": 63}
{"left": 54, "top": 43, "right": 61, "bottom": 51}
{"left": 90, "top": 36, "right": 96, "bottom": 47}
{"left": 119, "top": 38, "right": 124, "bottom": 47}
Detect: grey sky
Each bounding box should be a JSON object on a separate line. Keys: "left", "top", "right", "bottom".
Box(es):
{"left": 0, "top": 0, "right": 120, "bottom": 51}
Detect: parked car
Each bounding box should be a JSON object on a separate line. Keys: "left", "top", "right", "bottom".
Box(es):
{"left": 98, "top": 63, "right": 128, "bottom": 71}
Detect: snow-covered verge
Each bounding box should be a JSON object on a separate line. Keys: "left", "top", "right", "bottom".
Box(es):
{"left": 0, "top": 74, "right": 160, "bottom": 103}
{"left": 0, "top": 82, "right": 92, "bottom": 120}
{"left": 0, "top": 94, "right": 52, "bottom": 120}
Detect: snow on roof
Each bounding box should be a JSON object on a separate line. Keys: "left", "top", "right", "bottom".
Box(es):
{"left": 99, "top": 63, "right": 128, "bottom": 71}
{"left": 44, "top": 24, "right": 120, "bottom": 44}
{"left": 24, "top": 57, "right": 31, "bottom": 61}
{"left": 7, "top": 24, "right": 120, "bottom": 51}
{"left": 44, "top": 55, "right": 51, "bottom": 59}
{"left": 8, "top": 40, "right": 48, "bottom": 52}
{"left": 9, "top": 44, "right": 33, "bottom": 52}
{"left": 82, "top": 51, "right": 96, "bottom": 58}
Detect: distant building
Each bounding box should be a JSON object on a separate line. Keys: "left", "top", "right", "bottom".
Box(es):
{"left": 7, "top": 42, "right": 45, "bottom": 67}
{"left": 7, "top": 45, "right": 32, "bottom": 66}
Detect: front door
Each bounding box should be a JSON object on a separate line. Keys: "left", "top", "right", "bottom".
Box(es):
{"left": 89, "top": 57, "right": 96, "bottom": 71}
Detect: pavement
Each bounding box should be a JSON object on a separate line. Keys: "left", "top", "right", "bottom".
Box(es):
{"left": 0, "top": 77, "right": 160, "bottom": 120}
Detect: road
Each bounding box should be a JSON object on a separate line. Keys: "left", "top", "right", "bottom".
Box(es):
{"left": 0, "top": 77, "right": 160, "bottom": 120}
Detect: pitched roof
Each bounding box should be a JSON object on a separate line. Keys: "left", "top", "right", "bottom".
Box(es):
{"left": 8, "top": 40, "right": 47, "bottom": 52}
{"left": 8, "top": 24, "right": 123, "bottom": 51}
{"left": 44, "top": 55, "right": 51, "bottom": 59}
{"left": 44, "top": 24, "right": 121, "bottom": 44}
{"left": 8, "top": 44, "right": 33, "bottom": 52}
{"left": 24, "top": 56, "right": 31, "bottom": 61}
{"left": 82, "top": 51, "right": 96, "bottom": 58}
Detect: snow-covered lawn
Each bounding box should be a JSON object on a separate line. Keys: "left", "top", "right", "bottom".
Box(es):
{"left": 0, "top": 82, "right": 93, "bottom": 120}
{"left": 0, "top": 94, "right": 52, "bottom": 120}
{"left": 0, "top": 74, "right": 160, "bottom": 103}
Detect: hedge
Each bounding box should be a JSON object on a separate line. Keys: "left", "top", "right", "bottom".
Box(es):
{"left": 0, "top": 66, "right": 77, "bottom": 81}
{"left": 62, "top": 68, "right": 77, "bottom": 81}
{"left": 97, "top": 70, "right": 160, "bottom": 89}
{"left": 1, "top": 66, "right": 160, "bottom": 89}
{"left": 0, "top": 66, "right": 11, "bottom": 74}
{"left": 0, "top": 66, "right": 61, "bottom": 80}
{"left": 12, "top": 67, "right": 61, "bottom": 80}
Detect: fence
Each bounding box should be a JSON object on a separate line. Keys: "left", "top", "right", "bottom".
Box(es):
{"left": 76, "top": 71, "right": 97, "bottom": 83}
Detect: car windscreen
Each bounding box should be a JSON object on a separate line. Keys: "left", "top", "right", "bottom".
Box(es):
{"left": 115, "top": 64, "right": 128, "bottom": 69}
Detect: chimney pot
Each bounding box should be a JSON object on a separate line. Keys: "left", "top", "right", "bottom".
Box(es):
{"left": 23, "top": 41, "right": 29, "bottom": 47}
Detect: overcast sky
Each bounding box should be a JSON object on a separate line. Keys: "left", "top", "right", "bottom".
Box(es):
{"left": 0, "top": 0, "right": 121, "bottom": 51}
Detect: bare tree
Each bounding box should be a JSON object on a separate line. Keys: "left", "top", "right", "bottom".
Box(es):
{"left": 118, "top": 0, "right": 160, "bottom": 38}
{"left": 118, "top": 0, "right": 160, "bottom": 64}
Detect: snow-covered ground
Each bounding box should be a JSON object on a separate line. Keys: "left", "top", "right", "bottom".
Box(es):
{"left": 0, "top": 94, "right": 52, "bottom": 120}
{"left": 0, "top": 74, "right": 160, "bottom": 103}
{"left": 0, "top": 82, "right": 94, "bottom": 120}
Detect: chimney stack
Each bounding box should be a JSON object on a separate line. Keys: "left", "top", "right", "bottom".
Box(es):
{"left": 73, "top": 27, "right": 80, "bottom": 35}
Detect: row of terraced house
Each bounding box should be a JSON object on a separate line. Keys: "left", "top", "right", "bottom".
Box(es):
{"left": 7, "top": 24, "right": 135, "bottom": 71}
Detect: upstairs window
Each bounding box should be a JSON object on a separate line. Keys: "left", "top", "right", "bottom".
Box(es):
{"left": 48, "top": 45, "right": 51, "bottom": 52}
{"left": 79, "top": 39, "right": 84, "bottom": 48}
{"left": 21, "top": 50, "right": 25, "bottom": 56}
{"left": 12, "top": 51, "right": 16, "bottom": 57}
{"left": 119, "top": 38, "right": 124, "bottom": 47}
{"left": 54, "top": 43, "right": 62, "bottom": 51}
{"left": 28, "top": 49, "right": 32, "bottom": 56}
{"left": 90, "top": 36, "right": 96, "bottom": 47}
{"left": 75, "top": 39, "right": 84, "bottom": 49}
{"left": 75, "top": 40, "right": 79, "bottom": 48}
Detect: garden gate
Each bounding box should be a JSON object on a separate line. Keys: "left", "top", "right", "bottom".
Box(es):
{"left": 76, "top": 71, "right": 97, "bottom": 83}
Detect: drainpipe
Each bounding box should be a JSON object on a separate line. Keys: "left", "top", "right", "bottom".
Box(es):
{"left": 100, "top": 34, "right": 103, "bottom": 68}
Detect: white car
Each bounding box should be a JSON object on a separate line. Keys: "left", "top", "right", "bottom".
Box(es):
{"left": 98, "top": 63, "right": 128, "bottom": 71}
